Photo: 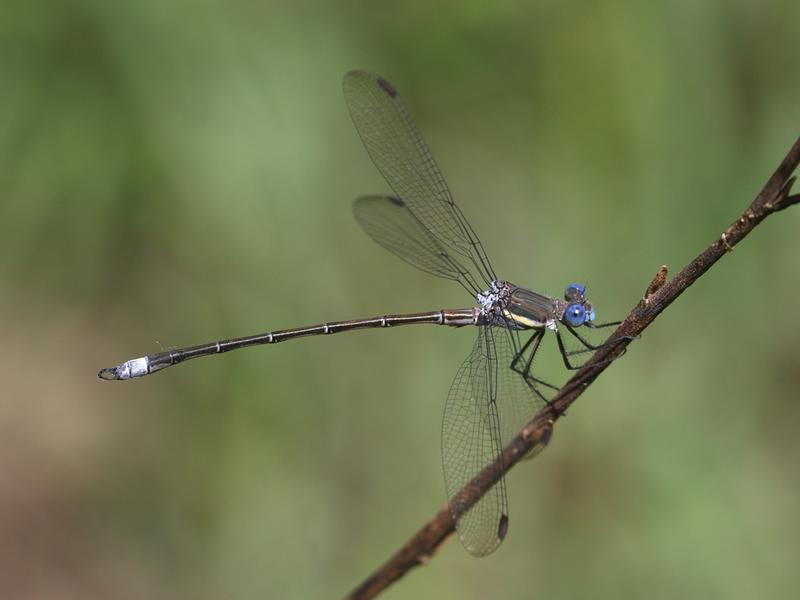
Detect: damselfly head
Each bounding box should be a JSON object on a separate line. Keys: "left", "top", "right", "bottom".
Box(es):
{"left": 563, "top": 283, "right": 595, "bottom": 327}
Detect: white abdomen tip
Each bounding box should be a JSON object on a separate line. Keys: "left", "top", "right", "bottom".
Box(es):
{"left": 97, "top": 356, "right": 150, "bottom": 380}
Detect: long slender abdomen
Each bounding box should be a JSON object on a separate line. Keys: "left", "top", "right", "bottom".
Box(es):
{"left": 98, "top": 308, "right": 478, "bottom": 380}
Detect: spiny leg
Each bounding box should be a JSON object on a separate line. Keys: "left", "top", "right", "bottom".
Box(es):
{"left": 510, "top": 330, "right": 558, "bottom": 391}
{"left": 508, "top": 328, "right": 541, "bottom": 377}
{"left": 585, "top": 320, "right": 621, "bottom": 330}
{"left": 564, "top": 322, "right": 635, "bottom": 357}
{"left": 564, "top": 322, "right": 606, "bottom": 351}
{"left": 586, "top": 319, "right": 641, "bottom": 347}
{"left": 508, "top": 329, "right": 562, "bottom": 412}
{"left": 554, "top": 324, "right": 629, "bottom": 370}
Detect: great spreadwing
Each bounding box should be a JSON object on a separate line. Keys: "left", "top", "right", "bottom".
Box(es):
{"left": 99, "top": 71, "right": 624, "bottom": 557}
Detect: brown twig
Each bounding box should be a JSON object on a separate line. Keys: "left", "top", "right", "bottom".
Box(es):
{"left": 347, "top": 136, "right": 800, "bottom": 600}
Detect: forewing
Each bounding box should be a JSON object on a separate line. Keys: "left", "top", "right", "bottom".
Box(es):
{"left": 343, "top": 70, "right": 496, "bottom": 292}
{"left": 353, "top": 195, "right": 479, "bottom": 291}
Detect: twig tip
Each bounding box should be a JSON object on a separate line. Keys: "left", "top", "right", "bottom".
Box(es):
{"left": 643, "top": 265, "right": 668, "bottom": 305}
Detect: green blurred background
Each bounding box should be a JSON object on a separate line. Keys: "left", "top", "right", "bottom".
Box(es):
{"left": 2, "top": 0, "right": 799, "bottom": 598}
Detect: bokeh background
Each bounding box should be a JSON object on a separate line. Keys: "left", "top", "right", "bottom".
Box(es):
{"left": 2, "top": 1, "right": 799, "bottom": 598}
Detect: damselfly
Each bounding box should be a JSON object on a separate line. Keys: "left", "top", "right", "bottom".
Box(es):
{"left": 99, "top": 71, "right": 622, "bottom": 556}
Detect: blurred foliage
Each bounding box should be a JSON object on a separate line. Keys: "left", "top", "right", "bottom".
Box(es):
{"left": 1, "top": 0, "right": 799, "bottom": 598}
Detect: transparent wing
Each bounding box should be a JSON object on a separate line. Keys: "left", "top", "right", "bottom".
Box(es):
{"left": 353, "top": 195, "right": 483, "bottom": 294}
{"left": 343, "top": 70, "right": 496, "bottom": 294}
{"left": 442, "top": 326, "right": 544, "bottom": 556}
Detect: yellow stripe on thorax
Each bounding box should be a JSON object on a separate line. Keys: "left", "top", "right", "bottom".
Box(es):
{"left": 501, "top": 309, "right": 545, "bottom": 329}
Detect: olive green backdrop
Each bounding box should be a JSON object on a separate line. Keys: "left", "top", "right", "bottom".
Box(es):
{"left": 2, "top": 1, "right": 799, "bottom": 598}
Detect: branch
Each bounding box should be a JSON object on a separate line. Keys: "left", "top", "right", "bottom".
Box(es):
{"left": 347, "top": 136, "right": 800, "bottom": 600}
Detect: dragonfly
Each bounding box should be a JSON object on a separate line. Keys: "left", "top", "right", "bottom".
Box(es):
{"left": 99, "top": 71, "right": 622, "bottom": 557}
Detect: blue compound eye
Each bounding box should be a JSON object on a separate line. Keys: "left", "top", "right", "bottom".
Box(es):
{"left": 564, "top": 283, "right": 586, "bottom": 301}
{"left": 564, "top": 303, "right": 586, "bottom": 327}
